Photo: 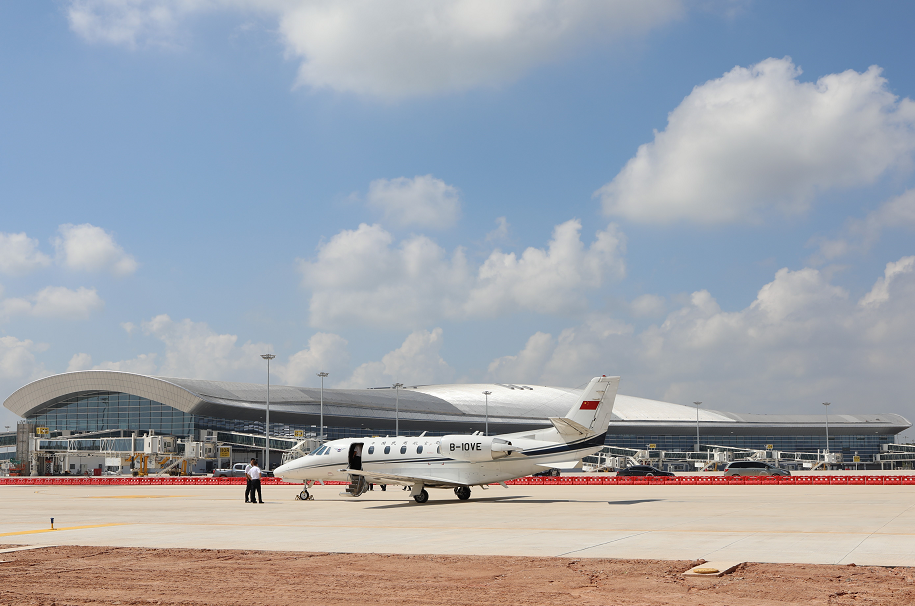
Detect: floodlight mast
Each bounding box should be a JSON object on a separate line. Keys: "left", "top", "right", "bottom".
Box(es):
{"left": 261, "top": 353, "right": 276, "bottom": 469}
{"left": 823, "top": 402, "right": 831, "bottom": 455}
{"left": 693, "top": 402, "right": 702, "bottom": 453}
{"left": 317, "top": 372, "right": 328, "bottom": 442}
{"left": 393, "top": 383, "right": 403, "bottom": 436}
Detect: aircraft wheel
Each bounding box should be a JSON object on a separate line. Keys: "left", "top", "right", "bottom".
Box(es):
{"left": 299, "top": 489, "right": 310, "bottom": 500}
{"left": 381, "top": 484, "right": 386, "bottom": 491}
{"left": 454, "top": 486, "right": 471, "bottom": 501}
{"left": 413, "top": 489, "right": 429, "bottom": 504}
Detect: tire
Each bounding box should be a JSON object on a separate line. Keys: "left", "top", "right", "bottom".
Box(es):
{"left": 299, "top": 489, "right": 310, "bottom": 500}
{"left": 454, "top": 486, "right": 471, "bottom": 501}
{"left": 413, "top": 489, "right": 429, "bottom": 504}
{"left": 380, "top": 484, "right": 386, "bottom": 491}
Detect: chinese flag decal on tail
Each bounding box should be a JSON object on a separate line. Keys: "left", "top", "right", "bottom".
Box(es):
{"left": 579, "top": 400, "right": 599, "bottom": 410}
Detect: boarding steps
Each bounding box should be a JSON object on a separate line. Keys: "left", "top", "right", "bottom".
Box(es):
{"left": 341, "top": 474, "right": 370, "bottom": 497}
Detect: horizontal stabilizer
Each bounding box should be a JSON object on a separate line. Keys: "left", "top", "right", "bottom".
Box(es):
{"left": 549, "top": 416, "right": 593, "bottom": 437}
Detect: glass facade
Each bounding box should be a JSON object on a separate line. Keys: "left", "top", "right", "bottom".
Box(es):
{"left": 606, "top": 433, "right": 891, "bottom": 457}
{"left": 29, "top": 391, "right": 194, "bottom": 437}
{"left": 25, "top": 390, "right": 896, "bottom": 458}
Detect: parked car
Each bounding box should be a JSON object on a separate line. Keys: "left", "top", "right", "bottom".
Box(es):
{"left": 212, "top": 463, "right": 249, "bottom": 478}
{"left": 533, "top": 467, "right": 561, "bottom": 477}
{"left": 723, "top": 460, "right": 790, "bottom": 476}
{"left": 616, "top": 465, "right": 674, "bottom": 477}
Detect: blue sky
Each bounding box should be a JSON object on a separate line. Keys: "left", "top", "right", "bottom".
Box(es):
{"left": 2, "top": 1, "right": 915, "bottom": 437}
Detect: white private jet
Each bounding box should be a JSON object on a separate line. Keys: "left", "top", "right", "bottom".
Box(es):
{"left": 274, "top": 375, "right": 619, "bottom": 503}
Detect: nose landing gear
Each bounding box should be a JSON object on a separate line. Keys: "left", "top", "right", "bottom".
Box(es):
{"left": 295, "top": 481, "right": 316, "bottom": 501}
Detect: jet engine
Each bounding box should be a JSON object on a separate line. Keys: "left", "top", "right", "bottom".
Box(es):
{"left": 439, "top": 435, "right": 522, "bottom": 462}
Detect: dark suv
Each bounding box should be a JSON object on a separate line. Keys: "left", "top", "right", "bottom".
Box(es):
{"left": 723, "top": 460, "right": 790, "bottom": 476}
{"left": 616, "top": 465, "right": 675, "bottom": 477}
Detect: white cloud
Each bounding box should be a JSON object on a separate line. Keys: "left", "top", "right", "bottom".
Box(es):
{"left": 0, "top": 233, "right": 52, "bottom": 276}
{"left": 339, "top": 328, "right": 453, "bottom": 388}
{"left": 809, "top": 189, "right": 915, "bottom": 264}
{"left": 1, "top": 286, "right": 104, "bottom": 321}
{"left": 298, "top": 219, "right": 626, "bottom": 328}
{"left": 0, "top": 336, "right": 48, "bottom": 381}
{"left": 66, "top": 352, "right": 159, "bottom": 374}
{"left": 485, "top": 217, "right": 510, "bottom": 243}
{"left": 465, "top": 219, "right": 626, "bottom": 317}
{"left": 597, "top": 58, "right": 915, "bottom": 224}
{"left": 493, "top": 257, "right": 915, "bottom": 416}
{"left": 54, "top": 223, "right": 138, "bottom": 276}
{"left": 629, "top": 294, "right": 667, "bottom": 318}
{"left": 276, "top": 332, "right": 350, "bottom": 386}
{"left": 141, "top": 314, "right": 267, "bottom": 379}
{"left": 487, "top": 331, "right": 554, "bottom": 383}
{"left": 68, "top": 0, "right": 683, "bottom": 98}
{"left": 859, "top": 256, "right": 915, "bottom": 308}
{"left": 366, "top": 175, "right": 461, "bottom": 229}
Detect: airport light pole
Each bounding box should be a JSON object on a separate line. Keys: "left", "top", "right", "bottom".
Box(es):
{"left": 823, "top": 402, "right": 831, "bottom": 455}
{"left": 393, "top": 383, "right": 403, "bottom": 437}
{"left": 693, "top": 402, "right": 702, "bottom": 452}
{"left": 482, "top": 391, "right": 492, "bottom": 436}
{"left": 261, "top": 353, "right": 275, "bottom": 469}
{"left": 317, "top": 372, "right": 328, "bottom": 442}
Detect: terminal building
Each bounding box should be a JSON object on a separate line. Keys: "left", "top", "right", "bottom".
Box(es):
{"left": 2, "top": 370, "right": 910, "bottom": 472}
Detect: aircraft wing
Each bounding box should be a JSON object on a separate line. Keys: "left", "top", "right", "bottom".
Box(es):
{"left": 345, "top": 469, "right": 463, "bottom": 488}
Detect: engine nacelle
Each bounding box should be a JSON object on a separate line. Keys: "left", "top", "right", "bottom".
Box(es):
{"left": 439, "top": 435, "right": 521, "bottom": 462}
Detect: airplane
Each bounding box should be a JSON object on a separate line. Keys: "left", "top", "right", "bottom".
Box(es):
{"left": 274, "top": 375, "right": 619, "bottom": 503}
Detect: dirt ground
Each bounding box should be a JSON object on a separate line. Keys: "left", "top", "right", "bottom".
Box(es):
{"left": 1, "top": 545, "right": 914, "bottom": 606}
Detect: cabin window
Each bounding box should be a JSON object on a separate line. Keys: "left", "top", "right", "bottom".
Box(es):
{"left": 368, "top": 446, "right": 374, "bottom": 455}
{"left": 400, "top": 445, "right": 407, "bottom": 454}
{"left": 384, "top": 446, "right": 391, "bottom": 455}
{"left": 416, "top": 445, "right": 423, "bottom": 454}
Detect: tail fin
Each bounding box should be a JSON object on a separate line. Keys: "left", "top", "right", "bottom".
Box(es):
{"left": 561, "top": 376, "right": 619, "bottom": 434}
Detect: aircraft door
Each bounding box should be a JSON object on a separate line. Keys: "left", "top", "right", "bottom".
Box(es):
{"left": 348, "top": 442, "right": 364, "bottom": 470}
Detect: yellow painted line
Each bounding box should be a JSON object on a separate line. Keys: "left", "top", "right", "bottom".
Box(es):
{"left": 0, "top": 523, "right": 126, "bottom": 537}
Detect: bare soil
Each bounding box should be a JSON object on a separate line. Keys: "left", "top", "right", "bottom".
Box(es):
{"left": 1, "top": 545, "right": 913, "bottom": 606}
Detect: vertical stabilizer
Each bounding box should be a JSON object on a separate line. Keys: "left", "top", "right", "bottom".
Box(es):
{"left": 563, "top": 376, "right": 620, "bottom": 434}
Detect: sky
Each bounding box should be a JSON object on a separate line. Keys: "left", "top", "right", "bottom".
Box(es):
{"left": 2, "top": 1, "right": 915, "bottom": 438}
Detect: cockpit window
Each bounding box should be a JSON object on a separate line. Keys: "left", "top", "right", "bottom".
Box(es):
{"left": 311, "top": 446, "right": 325, "bottom": 456}
{"left": 324, "top": 447, "right": 331, "bottom": 455}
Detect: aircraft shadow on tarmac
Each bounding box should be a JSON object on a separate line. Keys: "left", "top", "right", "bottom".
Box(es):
{"left": 364, "top": 496, "right": 653, "bottom": 509}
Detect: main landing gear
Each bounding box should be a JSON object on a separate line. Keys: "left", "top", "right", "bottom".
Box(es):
{"left": 454, "top": 486, "right": 471, "bottom": 501}
{"left": 412, "top": 488, "right": 429, "bottom": 503}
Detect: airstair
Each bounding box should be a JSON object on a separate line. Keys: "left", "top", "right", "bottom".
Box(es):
{"left": 342, "top": 474, "right": 370, "bottom": 497}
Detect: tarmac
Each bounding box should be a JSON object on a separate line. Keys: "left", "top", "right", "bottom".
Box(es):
{"left": 1, "top": 483, "right": 914, "bottom": 566}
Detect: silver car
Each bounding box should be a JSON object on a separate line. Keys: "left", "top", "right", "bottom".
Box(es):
{"left": 723, "top": 460, "right": 790, "bottom": 476}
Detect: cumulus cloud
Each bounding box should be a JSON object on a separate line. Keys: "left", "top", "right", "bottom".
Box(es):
{"left": 339, "top": 328, "right": 453, "bottom": 388}
{"left": 494, "top": 257, "right": 915, "bottom": 416}
{"left": 140, "top": 314, "right": 268, "bottom": 379}
{"left": 0, "top": 335, "right": 49, "bottom": 381}
{"left": 54, "top": 223, "right": 138, "bottom": 276}
{"left": 67, "top": 0, "right": 683, "bottom": 98}
{"left": 597, "top": 58, "right": 915, "bottom": 224}
{"left": 487, "top": 331, "right": 555, "bottom": 383}
{"left": 298, "top": 219, "right": 626, "bottom": 328}
{"left": 366, "top": 175, "right": 461, "bottom": 229}
{"left": 0, "top": 233, "right": 52, "bottom": 276}
{"left": 629, "top": 294, "right": 667, "bottom": 318}
{"left": 0, "top": 286, "right": 104, "bottom": 321}
{"left": 276, "top": 332, "right": 350, "bottom": 386}
{"left": 66, "top": 352, "right": 158, "bottom": 374}
{"left": 809, "top": 189, "right": 915, "bottom": 264}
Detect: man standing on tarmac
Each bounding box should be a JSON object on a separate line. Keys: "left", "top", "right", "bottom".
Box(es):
{"left": 247, "top": 458, "right": 264, "bottom": 504}
{"left": 244, "top": 458, "right": 256, "bottom": 503}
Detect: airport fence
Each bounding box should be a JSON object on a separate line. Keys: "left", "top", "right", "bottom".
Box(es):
{"left": 1, "top": 475, "right": 914, "bottom": 486}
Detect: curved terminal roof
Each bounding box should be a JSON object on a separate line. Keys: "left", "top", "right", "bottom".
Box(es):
{"left": 3, "top": 371, "right": 910, "bottom": 436}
